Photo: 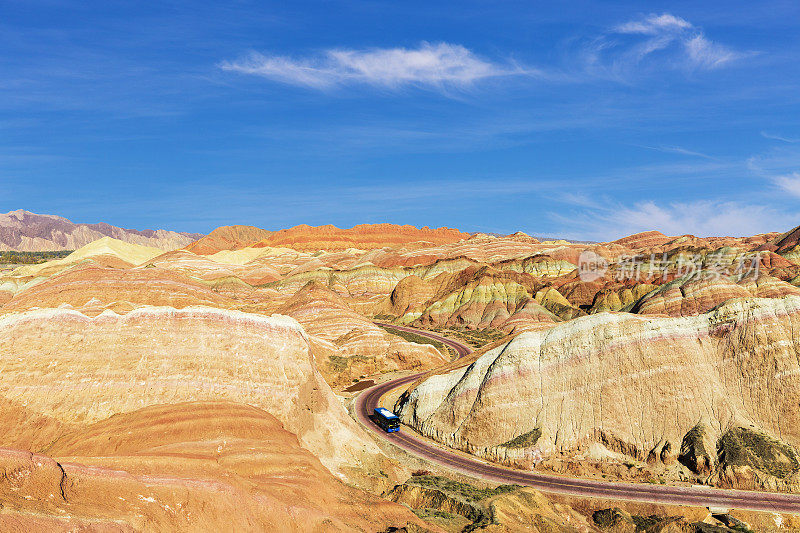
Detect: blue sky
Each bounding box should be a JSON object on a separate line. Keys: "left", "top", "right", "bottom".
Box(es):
{"left": 2, "top": 0, "right": 800, "bottom": 239}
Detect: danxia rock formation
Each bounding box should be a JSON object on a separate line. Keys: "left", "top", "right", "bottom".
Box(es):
{"left": 252, "top": 223, "right": 471, "bottom": 251}
{"left": 0, "top": 308, "right": 384, "bottom": 478}
{"left": 3, "top": 214, "right": 800, "bottom": 530}
{"left": 276, "top": 280, "right": 448, "bottom": 387}
{"left": 0, "top": 401, "right": 425, "bottom": 531}
{"left": 397, "top": 295, "right": 800, "bottom": 491}
{"left": 182, "top": 222, "right": 471, "bottom": 254}
{"left": 0, "top": 237, "right": 168, "bottom": 296}
{"left": 0, "top": 306, "right": 430, "bottom": 529}
{"left": 183, "top": 224, "right": 274, "bottom": 254}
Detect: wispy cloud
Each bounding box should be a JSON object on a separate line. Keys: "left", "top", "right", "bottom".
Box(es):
{"left": 615, "top": 13, "right": 693, "bottom": 35}
{"left": 220, "top": 42, "right": 529, "bottom": 91}
{"left": 551, "top": 142, "right": 800, "bottom": 240}
{"left": 221, "top": 16, "right": 749, "bottom": 94}
{"left": 747, "top": 145, "right": 800, "bottom": 199}
{"left": 775, "top": 172, "right": 800, "bottom": 198}
{"left": 761, "top": 131, "right": 800, "bottom": 143}
{"left": 555, "top": 199, "right": 796, "bottom": 240}
{"left": 605, "top": 200, "right": 786, "bottom": 237}
{"left": 642, "top": 145, "right": 716, "bottom": 159}
{"left": 583, "top": 13, "right": 748, "bottom": 78}
{"left": 684, "top": 34, "right": 742, "bottom": 69}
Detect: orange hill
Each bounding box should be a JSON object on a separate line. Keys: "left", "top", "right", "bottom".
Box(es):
{"left": 611, "top": 230, "right": 671, "bottom": 248}
{"left": 184, "top": 225, "right": 273, "bottom": 254}
{"left": 251, "top": 223, "right": 470, "bottom": 251}
{"left": 185, "top": 223, "right": 470, "bottom": 254}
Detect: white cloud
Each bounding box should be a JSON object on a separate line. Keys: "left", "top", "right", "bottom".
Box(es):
{"left": 591, "top": 13, "right": 746, "bottom": 73}
{"left": 556, "top": 199, "right": 797, "bottom": 240}
{"left": 747, "top": 146, "right": 800, "bottom": 198}
{"left": 615, "top": 13, "right": 693, "bottom": 35}
{"left": 775, "top": 172, "right": 800, "bottom": 198}
{"left": 608, "top": 201, "right": 783, "bottom": 237}
{"left": 684, "top": 35, "right": 740, "bottom": 69}
{"left": 761, "top": 131, "right": 800, "bottom": 143}
{"left": 220, "top": 42, "right": 526, "bottom": 91}
{"left": 222, "top": 54, "right": 336, "bottom": 89}
{"left": 643, "top": 145, "right": 716, "bottom": 159}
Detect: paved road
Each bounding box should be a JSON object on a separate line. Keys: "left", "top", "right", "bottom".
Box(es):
{"left": 356, "top": 323, "right": 800, "bottom": 513}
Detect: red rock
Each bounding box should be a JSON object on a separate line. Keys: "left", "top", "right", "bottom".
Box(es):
{"left": 250, "top": 223, "right": 470, "bottom": 251}
{"left": 611, "top": 231, "right": 671, "bottom": 248}
{"left": 184, "top": 225, "right": 273, "bottom": 254}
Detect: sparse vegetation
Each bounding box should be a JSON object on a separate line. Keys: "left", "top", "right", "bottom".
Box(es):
{"left": 592, "top": 508, "right": 732, "bottom": 532}
{"left": 718, "top": 426, "right": 800, "bottom": 479}
{"left": 429, "top": 326, "right": 506, "bottom": 348}
{"left": 409, "top": 475, "right": 519, "bottom": 503}
{"left": 0, "top": 250, "right": 72, "bottom": 265}
{"left": 413, "top": 508, "right": 458, "bottom": 520}
{"left": 377, "top": 324, "right": 454, "bottom": 357}
{"left": 499, "top": 428, "right": 541, "bottom": 449}
{"left": 630, "top": 515, "right": 661, "bottom": 530}
{"left": 411, "top": 508, "right": 472, "bottom": 532}
{"left": 326, "top": 354, "right": 371, "bottom": 373}
{"left": 392, "top": 476, "right": 521, "bottom": 532}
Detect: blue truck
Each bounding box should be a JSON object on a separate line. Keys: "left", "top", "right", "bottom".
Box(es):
{"left": 373, "top": 407, "right": 400, "bottom": 433}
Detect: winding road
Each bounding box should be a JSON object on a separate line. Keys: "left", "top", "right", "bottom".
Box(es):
{"left": 355, "top": 323, "right": 800, "bottom": 513}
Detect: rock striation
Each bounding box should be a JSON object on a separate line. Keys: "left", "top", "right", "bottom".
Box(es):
{"left": 611, "top": 230, "right": 671, "bottom": 249}
{"left": 1, "top": 264, "right": 238, "bottom": 315}
{"left": 5, "top": 217, "right": 800, "bottom": 511}
{"left": 0, "top": 401, "right": 425, "bottom": 531}
{"left": 630, "top": 273, "right": 800, "bottom": 317}
{"left": 0, "top": 237, "right": 167, "bottom": 295}
{"left": 183, "top": 224, "right": 274, "bottom": 254}
{"left": 251, "top": 223, "right": 470, "bottom": 251}
{"left": 276, "top": 281, "right": 447, "bottom": 387}
{"left": 397, "top": 295, "right": 800, "bottom": 491}
{"left": 0, "top": 306, "right": 398, "bottom": 486}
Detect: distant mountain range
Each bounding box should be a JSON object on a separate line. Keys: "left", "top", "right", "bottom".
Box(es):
{"left": 0, "top": 210, "right": 203, "bottom": 252}
{"left": 186, "top": 223, "right": 471, "bottom": 254}
{"left": 0, "top": 209, "right": 602, "bottom": 254}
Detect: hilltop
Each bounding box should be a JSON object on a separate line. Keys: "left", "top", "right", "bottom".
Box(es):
{"left": 0, "top": 209, "right": 202, "bottom": 252}
{"left": 184, "top": 222, "right": 471, "bottom": 254}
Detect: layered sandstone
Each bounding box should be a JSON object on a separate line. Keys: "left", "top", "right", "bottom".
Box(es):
{"left": 0, "top": 264, "right": 238, "bottom": 315}
{"left": 760, "top": 223, "right": 800, "bottom": 254}
{"left": 148, "top": 249, "right": 283, "bottom": 285}
{"left": 378, "top": 265, "right": 561, "bottom": 332}
{"left": 630, "top": 273, "right": 800, "bottom": 317}
{"left": 0, "top": 402, "right": 426, "bottom": 531}
{"left": 611, "top": 230, "right": 671, "bottom": 249}
{"left": 397, "top": 296, "right": 800, "bottom": 490}
{"left": 276, "top": 281, "right": 447, "bottom": 387}
{"left": 0, "top": 307, "right": 399, "bottom": 486}
{"left": 185, "top": 222, "right": 471, "bottom": 255}
{"left": 251, "top": 223, "right": 470, "bottom": 251}
{"left": 0, "top": 237, "right": 167, "bottom": 295}
{"left": 413, "top": 266, "right": 532, "bottom": 329}
{"left": 183, "top": 224, "right": 273, "bottom": 255}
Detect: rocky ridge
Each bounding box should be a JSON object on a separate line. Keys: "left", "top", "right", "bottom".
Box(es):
{"left": 397, "top": 295, "right": 800, "bottom": 492}
{"left": 0, "top": 209, "right": 201, "bottom": 251}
